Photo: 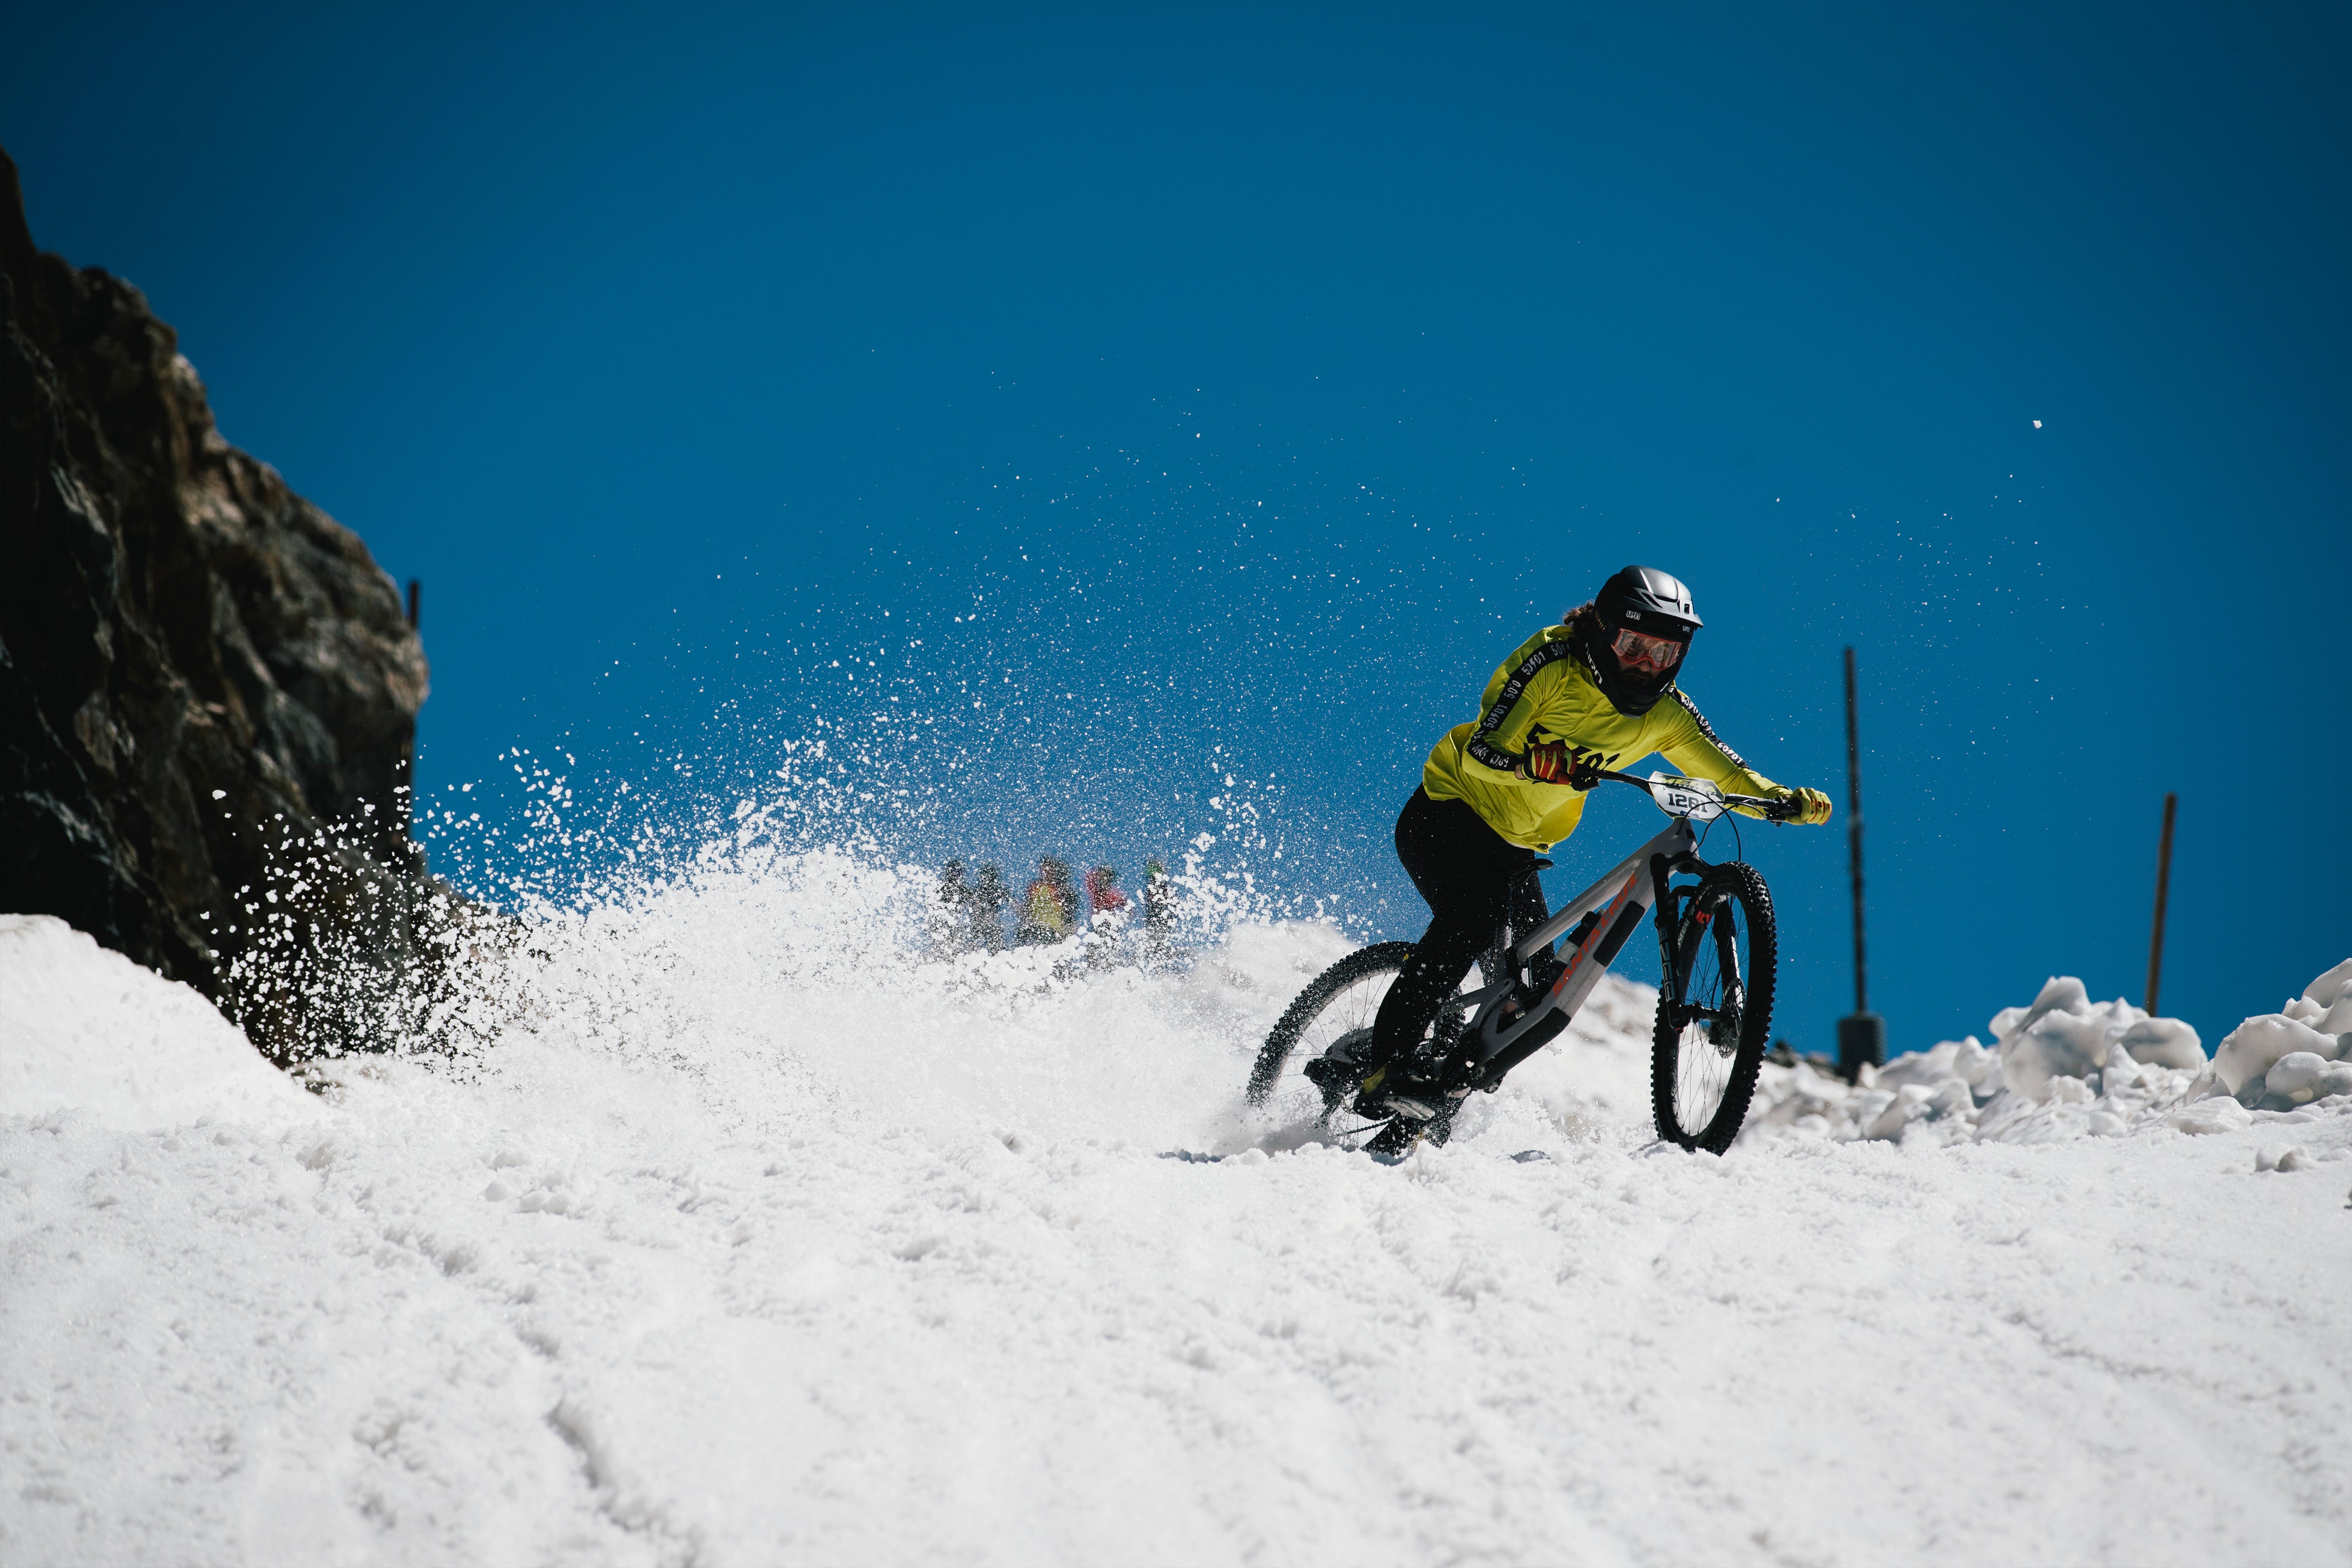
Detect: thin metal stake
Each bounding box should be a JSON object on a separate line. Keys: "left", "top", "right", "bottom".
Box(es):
{"left": 2146, "top": 792, "right": 2177, "bottom": 1016}
{"left": 1835, "top": 647, "right": 1884, "bottom": 1079}
{"left": 1845, "top": 645, "right": 1866, "bottom": 1015}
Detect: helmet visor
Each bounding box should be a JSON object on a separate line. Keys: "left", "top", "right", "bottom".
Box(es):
{"left": 1611, "top": 627, "right": 1687, "bottom": 676}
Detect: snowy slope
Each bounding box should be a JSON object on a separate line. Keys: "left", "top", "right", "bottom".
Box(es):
{"left": 0, "top": 916, "right": 317, "bottom": 1131}
{"left": 3, "top": 862, "right": 2349, "bottom": 1568}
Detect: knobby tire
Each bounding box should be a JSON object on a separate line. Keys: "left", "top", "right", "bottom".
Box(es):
{"left": 1650, "top": 861, "right": 1777, "bottom": 1154}
{"left": 1246, "top": 942, "right": 1418, "bottom": 1106}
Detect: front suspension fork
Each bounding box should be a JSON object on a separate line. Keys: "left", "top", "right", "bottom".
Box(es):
{"left": 1650, "top": 849, "right": 1714, "bottom": 1008}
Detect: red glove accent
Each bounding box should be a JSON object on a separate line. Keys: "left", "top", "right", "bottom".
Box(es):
{"left": 1524, "top": 739, "right": 1572, "bottom": 784}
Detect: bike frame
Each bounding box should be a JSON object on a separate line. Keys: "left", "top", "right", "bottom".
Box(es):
{"left": 1443, "top": 769, "right": 1781, "bottom": 1092}
{"left": 1444, "top": 819, "right": 1696, "bottom": 1084}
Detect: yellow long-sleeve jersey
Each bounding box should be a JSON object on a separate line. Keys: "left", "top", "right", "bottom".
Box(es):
{"left": 1422, "top": 622, "right": 1786, "bottom": 850}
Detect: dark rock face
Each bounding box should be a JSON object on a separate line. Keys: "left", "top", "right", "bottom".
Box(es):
{"left": 1, "top": 146, "right": 437, "bottom": 1051}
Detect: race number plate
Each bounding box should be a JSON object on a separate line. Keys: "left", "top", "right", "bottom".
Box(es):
{"left": 1647, "top": 772, "right": 1726, "bottom": 821}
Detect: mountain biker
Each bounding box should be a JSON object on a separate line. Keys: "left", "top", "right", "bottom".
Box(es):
{"left": 1353, "top": 565, "right": 1833, "bottom": 1115}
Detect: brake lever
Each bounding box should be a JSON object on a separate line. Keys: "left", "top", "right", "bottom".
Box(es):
{"left": 1724, "top": 792, "right": 1799, "bottom": 823}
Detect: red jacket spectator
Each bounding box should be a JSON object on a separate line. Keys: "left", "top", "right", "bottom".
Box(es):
{"left": 1085, "top": 865, "right": 1128, "bottom": 916}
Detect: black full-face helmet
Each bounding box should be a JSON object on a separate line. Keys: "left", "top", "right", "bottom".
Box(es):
{"left": 1577, "top": 565, "right": 1702, "bottom": 715}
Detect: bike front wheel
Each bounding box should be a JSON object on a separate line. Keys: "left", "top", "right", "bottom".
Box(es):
{"left": 1651, "top": 861, "right": 1778, "bottom": 1154}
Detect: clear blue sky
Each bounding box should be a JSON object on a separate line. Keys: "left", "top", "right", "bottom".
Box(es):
{"left": 9, "top": 2, "right": 2346, "bottom": 1056}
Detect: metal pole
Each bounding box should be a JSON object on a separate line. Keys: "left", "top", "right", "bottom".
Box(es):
{"left": 406, "top": 578, "right": 421, "bottom": 630}
{"left": 1845, "top": 646, "right": 1866, "bottom": 1014}
{"left": 1835, "top": 646, "right": 1883, "bottom": 1080}
{"left": 2146, "top": 792, "right": 2177, "bottom": 1016}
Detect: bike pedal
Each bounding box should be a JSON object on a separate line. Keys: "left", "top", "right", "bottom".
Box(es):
{"left": 1302, "top": 1055, "right": 1355, "bottom": 1095}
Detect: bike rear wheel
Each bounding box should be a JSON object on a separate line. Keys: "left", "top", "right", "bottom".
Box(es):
{"left": 1651, "top": 861, "right": 1777, "bottom": 1154}
{"left": 1247, "top": 942, "right": 1419, "bottom": 1118}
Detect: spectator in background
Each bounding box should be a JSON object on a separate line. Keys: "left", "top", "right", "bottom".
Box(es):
{"left": 969, "top": 863, "right": 1008, "bottom": 952}
{"left": 935, "top": 859, "right": 970, "bottom": 951}
{"left": 1019, "top": 856, "right": 1078, "bottom": 945}
{"left": 1142, "top": 857, "right": 1174, "bottom": 959}
{"left": 1085, "top": 865, "right": 1128, "bottom": 921}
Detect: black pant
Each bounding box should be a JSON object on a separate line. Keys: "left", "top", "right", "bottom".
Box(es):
{"left": 1370, "top": 788, "right": 1551, "bottom": 1064}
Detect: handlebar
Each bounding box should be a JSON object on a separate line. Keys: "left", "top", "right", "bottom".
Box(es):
{"left": 1587, "top": 766, "right": 1803, "bottom": 822}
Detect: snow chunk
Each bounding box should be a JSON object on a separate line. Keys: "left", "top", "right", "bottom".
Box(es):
{"left": 1993, "top": 977, "right": 2184, "bottom": 1103}
{"left": 0, "top": 914, "right": 313, "bottom": 1130}
{"left": 2118, "top": 1016, "right": 2204, "bottom": 1070}
{"left": 2168, "top": 1098, "right": 2251, "bottom": 1135}
{"left": 2320, "top": 990, "right": 2352, "bottom": 1036}
{"left": 2267, "top": 1052, "right": 2352, "bottom": 1105}
{"left": 2303, "top": 957, "right": 2352, "bottom": 1010}
{"left": 2212, "top": 1014, "right": 2341, "bottom": 1097}
{"left": 1742, "top": 976, "right": 2212, "bottom": 1148}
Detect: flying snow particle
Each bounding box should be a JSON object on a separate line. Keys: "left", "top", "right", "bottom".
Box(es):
{"left": 2033, "top": 420, "right": 2043, "bottom": 428}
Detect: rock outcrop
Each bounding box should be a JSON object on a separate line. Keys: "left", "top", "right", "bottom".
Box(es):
{"left": 2, "top": 145, "right": 438, "bottom": 1055}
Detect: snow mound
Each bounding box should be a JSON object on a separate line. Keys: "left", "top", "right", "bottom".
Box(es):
{"left": 0, "top": 913, "right": 315, "bottom": 1130}
{"left": 2204, "top": 960, "right": 2352, "bottom": 1107}
{"left": 1742, "top": 960, "right": 2352, "bottom": 1148}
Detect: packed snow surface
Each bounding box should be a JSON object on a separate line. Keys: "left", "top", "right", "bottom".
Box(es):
{"left": 4, "top": 862, "right": 2350, "bottom": 1568}
{"left": 0, "top": 916, "right": 316, "bottom": 1131}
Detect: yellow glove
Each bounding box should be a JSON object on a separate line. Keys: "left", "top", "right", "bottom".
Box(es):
{"left": 1783, "top": 787, "right": 1834, "bottom": 826}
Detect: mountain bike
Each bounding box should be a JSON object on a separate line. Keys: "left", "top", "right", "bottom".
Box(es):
{"left": 1246, "top": 771, "right": 1793, "bottom": 1158}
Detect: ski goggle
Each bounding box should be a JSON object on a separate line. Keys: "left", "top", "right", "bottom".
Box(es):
{"left": 1611, "top": 627, "right": 1688, "bottom": 676}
